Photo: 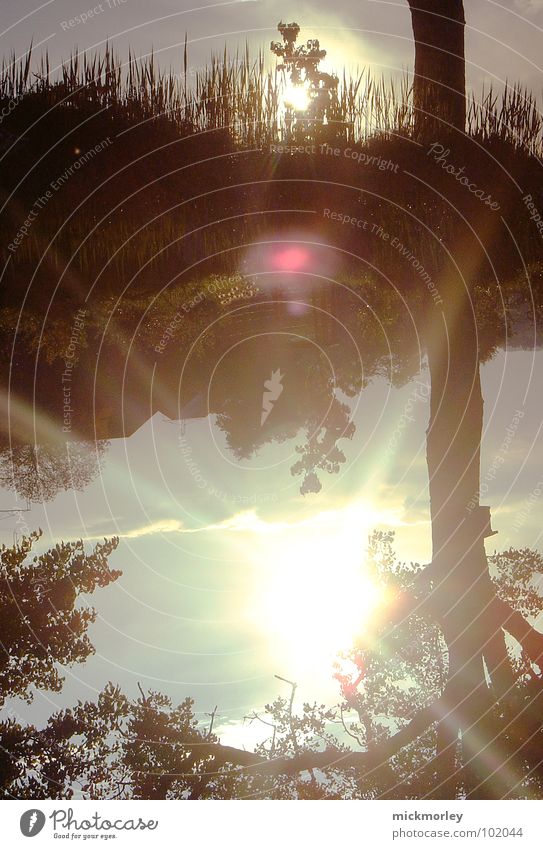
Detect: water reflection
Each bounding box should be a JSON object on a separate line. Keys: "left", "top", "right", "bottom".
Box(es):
{"left": 1, "top": 252, "right": 539, "bottom": 506}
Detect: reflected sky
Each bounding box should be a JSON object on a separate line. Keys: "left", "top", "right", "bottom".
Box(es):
{"left": 2, "top": 347, "right": 541, "bottom": 744}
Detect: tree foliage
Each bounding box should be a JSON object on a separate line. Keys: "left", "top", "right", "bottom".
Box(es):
{"left": 0, "top": 531, "right": 541, "bottom": 800}
{"left": 0, "top": 531, "right": 121, "bottom": 706}
{"left": 0, "top": 441, "right": 109, "bottom": 503}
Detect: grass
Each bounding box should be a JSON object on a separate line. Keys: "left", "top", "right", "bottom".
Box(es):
{"left": 467, "top": 84, "right": 543, "bottom": 156}
{"left": 0, "top": 43, "right": 542, "bottom": 312}
{"left": 2, "top": 43, "right": 542, "bottom": 150}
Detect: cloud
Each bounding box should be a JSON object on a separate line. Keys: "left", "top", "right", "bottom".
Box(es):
{"left": 83, "top": 497, "right": 422, "bottom": 543}
{"left": 86, "top": 518, "right": 184, "bottom": 540}
{"left": 84, "top": 510, "right": 285, "bottom": 541}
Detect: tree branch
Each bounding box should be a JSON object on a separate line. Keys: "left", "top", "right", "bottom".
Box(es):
{"left": 493, "top": 597, "right": 543, "bottom": 667}
{"left": 184, "top": 696, "right": 447, "bottom": 780}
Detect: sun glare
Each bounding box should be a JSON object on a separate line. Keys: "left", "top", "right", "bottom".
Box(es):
{"left": 283, "top": 82, "right": 311, "bottom": 112}
{"left": 246, "top": 505, "right": 385, "bottom": 682}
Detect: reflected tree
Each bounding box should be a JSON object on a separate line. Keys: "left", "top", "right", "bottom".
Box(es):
{"left": 291, "top": 396, "right": 355, "bottom": 495}
{"left": 0, "top": 531, "right": 121, "bottom": 707}
{"left": 212, "top": 338, "right": 358, "bottom": 494}
{"left": 0, "top": 441, "right": 109, "bottom": 503}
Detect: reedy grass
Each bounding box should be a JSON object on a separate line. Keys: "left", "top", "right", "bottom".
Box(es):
{"left": 467, "top": 84, "right": 543, "bottom": 156}
{"left": 1, "top": 44, "right": 542, "bottom": 299}
{"left": 3, "top": 43, "right": 541, "bottom": 150}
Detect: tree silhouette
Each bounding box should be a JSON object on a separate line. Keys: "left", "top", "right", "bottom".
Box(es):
{"left": 211, "top": 339, "right": 358, "bottom": 493}
{"left": 271, "top": 21, "right": 339, "bottom": 142}
{"left": 0, "top": 531, "right": 121, "bottom": 706}
{"left": 0, "top": 441, "right": 109, "bottom": 503}
{"left": 401, "top": 0, "right": 543, "bottom": 797}
{"left": 407, "top": 0, "right": 466, "bottom": 138}
{"left": 1, "top": 532, "right": 540, "bottom": 799}
{"left": 291, "top": 396, "right": 355, "bottom": 495}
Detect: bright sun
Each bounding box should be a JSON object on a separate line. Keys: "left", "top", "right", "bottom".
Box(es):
{"left": 283, "top": 82, "right": 311, "bottom": 112}
{"left": 245, "top": 504, "right": 386, "bottom": 681}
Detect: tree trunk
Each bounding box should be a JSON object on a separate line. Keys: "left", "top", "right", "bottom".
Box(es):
{"left": 407, "top": 1, "right": 466, "bottom": 138}
{"left": 424, "top": 272, "right": 493, "bottom": 796}
{"left": 407, "top": 0, "right": 519, "bottom": 798}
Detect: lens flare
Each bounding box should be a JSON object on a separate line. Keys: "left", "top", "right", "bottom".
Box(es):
{"left": 284, "top": 83, "right": 311, "bottom": 112}
{"left": 272, "top": 246, "right": 309, "bottom": 271}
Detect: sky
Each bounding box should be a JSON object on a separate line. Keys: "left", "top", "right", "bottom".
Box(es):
{"left": 1, "top": 1, "right": 543, "bottom": 97}
{"left": 1, "top": 0, "right": 543, "bottom": 745}
{"left": 1, "top": 350, "right": 542, "bottom": 743}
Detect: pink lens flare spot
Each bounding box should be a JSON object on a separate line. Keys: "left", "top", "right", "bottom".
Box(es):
{"left": 272, "top": 246, "right": 310, "bottom": 271}
{"left": 286, "top": 302, "right": 308, "bottom": 316}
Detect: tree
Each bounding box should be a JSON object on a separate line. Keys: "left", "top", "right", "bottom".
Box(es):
{"left": 0, "top": 531, "right": 121, "bottom": 706}
{"left": 1, "top": 533, "right": 541, "bottom": 800}
{"left": 291, "top": 396, "right": 355, "bottom": 495}
{"left": 0, "top": 441, "right": 109, "bottom": 503}
{"left": 407, "top": 1, "right": 466, "bottom": 137}
{"left": 270, "top": 21, "right": 339, "bottom": 142}
{"left": 212, "top": 338, "right": 358, "bottom": 494}
{"left": 0, "top": 684, "right": 129, "bottom": 800}
{"left": 404, "top": 0, "right": 543, "bottom": 797}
